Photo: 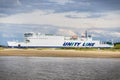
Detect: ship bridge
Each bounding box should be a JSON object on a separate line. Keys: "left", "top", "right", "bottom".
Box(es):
{"left": 24, "top": 32, "right": 34, "bottom": 37}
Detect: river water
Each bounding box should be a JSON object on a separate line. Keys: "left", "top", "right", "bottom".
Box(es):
{"left": 0, "top": 57, "right": 120, "bottom": 80}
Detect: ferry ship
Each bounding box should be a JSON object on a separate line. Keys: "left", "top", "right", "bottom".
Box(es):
{"left": 7, "top": 31, "right": 114, "bottom": 48}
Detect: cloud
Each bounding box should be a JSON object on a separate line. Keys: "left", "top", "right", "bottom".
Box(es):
{"left": 0, "top": 0, "right": 22, "bottom": 17}
{"left": 57, "top": 29, "right": 76, "bottom": 36}
{"left": 65, "top": 12, "right": 91, "bottom": 18}
{"left": 0, "top": 0, "right": 120, "bottom": 18}
{"left": 90, "top": 29, "right": 120, "bottom": 38}
{"left": 94, "top": 0, "right": 120, "bottom": 10}
{"left": 2, "top": 33, "right": 16, "bottom": 38}
{"left": 49, "top": 0, "right": 74, "bottom": 5}
{"left": 0, "top": 13, "right": 8, "bottom": 17}
{"left": 0, "top": 10, "right": 120, "bottom": 29}
{"left": 0, "top": 0, "right": 21, "bottom": 8}
{"left": 110, "top": 32, "right": 120, "bottom": 38}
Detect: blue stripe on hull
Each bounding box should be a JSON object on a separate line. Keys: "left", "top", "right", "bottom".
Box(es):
{"left": 8, "top": 46, "right": 63, "bottom": 48}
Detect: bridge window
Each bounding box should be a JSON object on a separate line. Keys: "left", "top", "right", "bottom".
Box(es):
{"left": 26, "top": 39, "right": 30, "bottom": 42}
{"left": 24, "top": 33, "right": 33, "bottom": 37}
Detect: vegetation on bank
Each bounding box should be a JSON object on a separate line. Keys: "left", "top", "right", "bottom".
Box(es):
{"left": 59, "top": 47, "right": 120, "bottom": 51}
{"left": 0, "top": 47, "right": 4, "bottom": 50}
{"left": 114, "top": 43, "right": 120, "bottom": 49}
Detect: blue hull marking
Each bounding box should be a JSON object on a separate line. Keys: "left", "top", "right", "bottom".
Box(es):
{"left": 8, "top": 46, "right": 63, "bottom": 48}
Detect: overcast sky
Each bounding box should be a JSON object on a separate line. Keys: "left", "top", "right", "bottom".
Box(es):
{"left": 0, "top": 0, "right": 120, "bottom": 45}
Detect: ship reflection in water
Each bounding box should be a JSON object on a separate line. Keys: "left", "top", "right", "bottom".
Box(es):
{"left": 0, "top": 57, "right": 120, "bottom": 80}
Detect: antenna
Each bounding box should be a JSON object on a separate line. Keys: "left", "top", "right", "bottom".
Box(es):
{"left": 85, "top": 30, "right": 87, "bottom": 38}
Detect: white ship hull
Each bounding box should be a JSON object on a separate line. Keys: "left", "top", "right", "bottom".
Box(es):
{"left": 7, "top": 32, "right": 114, "bottom": 48}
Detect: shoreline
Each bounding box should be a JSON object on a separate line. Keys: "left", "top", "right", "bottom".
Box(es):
{"left": 0, "top": 49, "right": 120, "bottom": 58}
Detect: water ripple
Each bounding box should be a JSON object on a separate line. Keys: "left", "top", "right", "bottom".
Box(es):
{"left": 0, "top": 57, "right": 120, "bottom": 80}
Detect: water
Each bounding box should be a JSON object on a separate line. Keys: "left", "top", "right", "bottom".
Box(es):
{"left": 0, "top": 57, "right": 120, "bottom": 80}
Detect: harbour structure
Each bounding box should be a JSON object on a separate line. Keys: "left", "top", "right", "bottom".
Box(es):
{"left": 7, "top": 31, "right": 114, "bottom": 48}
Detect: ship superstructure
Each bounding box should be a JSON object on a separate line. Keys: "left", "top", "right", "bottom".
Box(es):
{"left": 7, "top": 32, "right": 114, "bottom": 48}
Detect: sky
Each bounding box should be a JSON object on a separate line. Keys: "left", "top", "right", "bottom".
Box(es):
{"left": 0, "top": 0, "right": 120, "bottom": 45}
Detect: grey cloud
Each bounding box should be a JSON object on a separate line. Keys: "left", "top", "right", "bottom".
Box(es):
{"left": 65, "top": 13, "right": 103, "bottom": 19}
{"left": 1, "top": 0, "right": 120, "bottom": 17}
{"left": 0, "top": 0, "right": 21, "bottom": 8}
{"left": 0, "top": 0, "right": 22, "bottom": 17}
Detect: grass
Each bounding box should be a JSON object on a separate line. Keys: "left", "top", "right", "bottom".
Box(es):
{"left": 59, "top": 47, "right": 97, "bottom": 50}
{"left": 58, "top": 47, "right": 120, "bottom": 52}
{"left": 0, "top": 47, "right": 4, "bottom": 50}
{"left": 114, "top": 44, "right": 120, "bottom": 49}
